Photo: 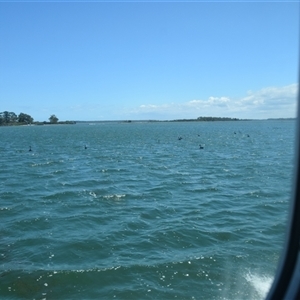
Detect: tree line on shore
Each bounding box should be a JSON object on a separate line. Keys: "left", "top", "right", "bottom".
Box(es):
{"left": 0, "top": 111, "right": 76, "bottom": 126}
{"left": 170, "top": 116, "right": 241, "bottom": 122}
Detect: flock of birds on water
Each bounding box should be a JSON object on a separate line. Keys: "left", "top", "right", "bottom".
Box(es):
{"left": 177, "top": 136, "right": 204, "bottom": 149}
{"left": 28, "top": 131, "right": 250, "bottom": 152}
{"left": 176, "top": 131, "right": 250, "bottom": 150}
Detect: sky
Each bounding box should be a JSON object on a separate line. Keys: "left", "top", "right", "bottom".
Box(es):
{"left": 0, "top": 1, "right": 299, "bottom": 121}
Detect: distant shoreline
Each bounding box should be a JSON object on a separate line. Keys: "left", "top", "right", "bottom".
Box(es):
{"left": 0, "top": 117, "right": 295, "bottom": 126}
{"left": 75, "top": 117, "right": 296, "bottom": 124}
{"left": 0, "top": 121, "right": 76, "bottom": 126}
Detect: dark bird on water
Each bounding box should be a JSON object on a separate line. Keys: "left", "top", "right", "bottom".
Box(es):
{"left": 29, "top": 146, "right": 32, "bottom": 152}
{"left": 199, "top": 144, "right": 204, "bottom": 149}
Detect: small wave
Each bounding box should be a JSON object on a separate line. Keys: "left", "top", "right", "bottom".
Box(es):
{"left": 0, "top": 207, "right": 11, "bottom": 211}
{"left": 245, "top": 272, "right": 273, "bottom": 299}
{"left": 102, "top": 194, "right": 126, "bottom": 200}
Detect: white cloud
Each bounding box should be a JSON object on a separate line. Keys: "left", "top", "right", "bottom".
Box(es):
{"left": 131, "top": 83, "right": 298, "bottom": 119}
{"left": 240, "top": 84, "right": 297, "bottom": 106}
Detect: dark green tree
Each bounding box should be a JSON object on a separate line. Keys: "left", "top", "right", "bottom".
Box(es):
{"left": 49, "top": 114, "right": 58, "bottom": 124}
{"left": 3, "top": 111, "right": 10, "bottom": 123}
{"left": 18, "top": 113, "right": 33, "bottom": 124}
{"left": 0, "top": 111, "right": 17, "bottom": 124}
{"left": 10, "top": 112, "right": 17, "bottom": 123}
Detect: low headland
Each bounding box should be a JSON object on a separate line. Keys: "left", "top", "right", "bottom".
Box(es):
{"left": 0, "top": 111, "right": 76, "bottom": 126}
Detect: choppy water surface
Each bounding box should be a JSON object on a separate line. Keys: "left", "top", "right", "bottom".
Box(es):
{"left": 0, "top": 120, "right": 295, "bottom": 299}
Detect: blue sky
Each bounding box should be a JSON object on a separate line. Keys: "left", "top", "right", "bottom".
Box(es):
{"left": 0, "top": 1, "right": 299, "bottom": 121}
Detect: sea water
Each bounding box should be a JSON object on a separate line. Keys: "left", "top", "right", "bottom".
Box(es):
{"left": 0, "top": 120, "right": 295, "bottom": 299}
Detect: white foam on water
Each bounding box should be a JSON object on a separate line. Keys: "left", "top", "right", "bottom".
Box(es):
{"left": 245, "top": 272, "right": 273, "bottom": 299}
{"left": 103, "top": 194, "right": 126, "bottom": 201}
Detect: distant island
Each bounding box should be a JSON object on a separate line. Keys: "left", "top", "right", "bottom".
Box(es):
{"left": 166, "top": 117, "right": 294, "bottom": 122}
{"left": 76, "top": 117, "right": 244, "bottom": 123}
{"left": 170, "top": 116, "right": 241, "bottom": 122}
{"left": 77, "top": 117, "right": 295, "bottom": 123}
{"left": 0, "top": 111, "right": 76, "bottom": 126}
